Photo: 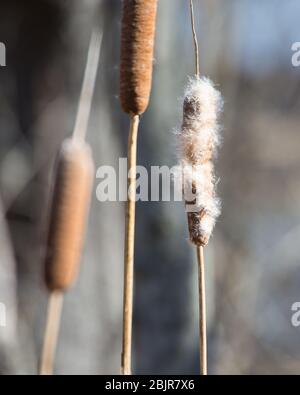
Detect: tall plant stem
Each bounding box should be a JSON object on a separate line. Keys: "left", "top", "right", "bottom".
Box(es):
{"left": 189, "top": 0, "right": 200, "bottom": 77}
{"left": 197, "top": 245, "right": 207, "bottom": 375}
{"left": 73, "top": 28, "right": 102, "bottom": 142}
{"left": 189, "top": 0, "right": 207, "bottom": 375}
{"left": 39, "top": 291, "right": 63, "bottom": 375}
{"left": 121, "top": 114, "right": 140, "bottom": 375}
{"left": 39, "top": 28, "right": 101, "bottom": 376}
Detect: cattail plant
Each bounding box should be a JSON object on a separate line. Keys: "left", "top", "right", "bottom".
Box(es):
{"left": 120, "top": 0, "right": 158, "bottom": 375}
{"left": 175, "top": 0, "right": 223, "bottom": 374}
{"left": 39, "top": 30, "right": 102, "bottom": 375}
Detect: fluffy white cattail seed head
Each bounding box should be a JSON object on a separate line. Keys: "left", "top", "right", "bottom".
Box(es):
{"left": 177, "top": 76, "right": 223, "bottom": 246}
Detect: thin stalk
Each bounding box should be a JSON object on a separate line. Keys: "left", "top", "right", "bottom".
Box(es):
{"left": 73, "top": 29, "right": 102, "bottom": 141}
{"left": 197, "top": 245, "right": 207, "bottom": 375}
{"left": 39, "top": 291, "right": 63, "bottom": 375}
{"left": 189, "top": 0, "right": 200, "bottom": 77}
{"left": 121, "top": 114, "right": 140, "bottom": 375}
{"left": 189, "top": 0, "right": 207, "bottom": 375}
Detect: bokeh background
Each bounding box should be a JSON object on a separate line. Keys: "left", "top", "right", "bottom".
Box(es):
{"left": 0, "top": 0, "right": 300, "bottom": 374}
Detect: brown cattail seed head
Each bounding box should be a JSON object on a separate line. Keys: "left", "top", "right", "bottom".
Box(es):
{"left": 120, "top": 0, "right": 158, "bottom": 115}
{"left": 45, "top": 139, "right": 94, "bottom": 291}
{"left": 177, "top": 77, "right": 223, "bottom": 246}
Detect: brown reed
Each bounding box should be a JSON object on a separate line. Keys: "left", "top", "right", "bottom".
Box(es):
{"left": 39, "top": 29, "right": 101, "bottom": 375}
{"left": 120, "top": 0, "right": 158, "bottom": 375}
{"left": 122, "top": 113, "right": 139, "bottom": 375}
{"left": 39, "top": 291, "right": 63, "bottom": 375}
{"left": 120, "top": 0, "right": 158, "bottom": 115}
{"left": 45, "top": 139, "right": 94, "bottom": 291}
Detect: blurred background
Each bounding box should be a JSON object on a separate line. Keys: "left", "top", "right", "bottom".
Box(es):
{"left": 0, "top": 0, "right": 300, "bottom": 374}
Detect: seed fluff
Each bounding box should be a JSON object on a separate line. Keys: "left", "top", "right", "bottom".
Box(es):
{"left": 176, "top": 76, "right": 223, "bottom": 246}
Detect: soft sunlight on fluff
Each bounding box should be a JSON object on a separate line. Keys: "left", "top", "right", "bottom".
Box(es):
{"left": 177, "top": 76, "right": 223, "bottom": 245}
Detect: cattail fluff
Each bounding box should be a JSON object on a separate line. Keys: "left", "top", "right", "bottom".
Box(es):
{"left": 177, "top": 76, "right": 223, "bottom": 246}
{"left": 45, "top": 139, "right": 94, "bottom": 291}
{"left": 120, "top": 0, "right": 158, "bottom": 115}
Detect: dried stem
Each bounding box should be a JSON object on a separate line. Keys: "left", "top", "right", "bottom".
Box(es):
{"left": 189, "top": 0, "right": 200, "bottom": 77}
{"left": 73, "top": 29, "right": 102, "bottom": 141}
{"left": 39, "top": 291, "right": 63, "bottom": 375}
{"left": 189, "top": 0, "right": 207, "bottom": 375}
{"left": 121, "top": 114, "right": 140, "bottom": 375}
{"left": 40, "top": 29, "right": 99, "bottom": 376}
{"left": 197, "top": 245, "right": 207, "bottom": 375}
